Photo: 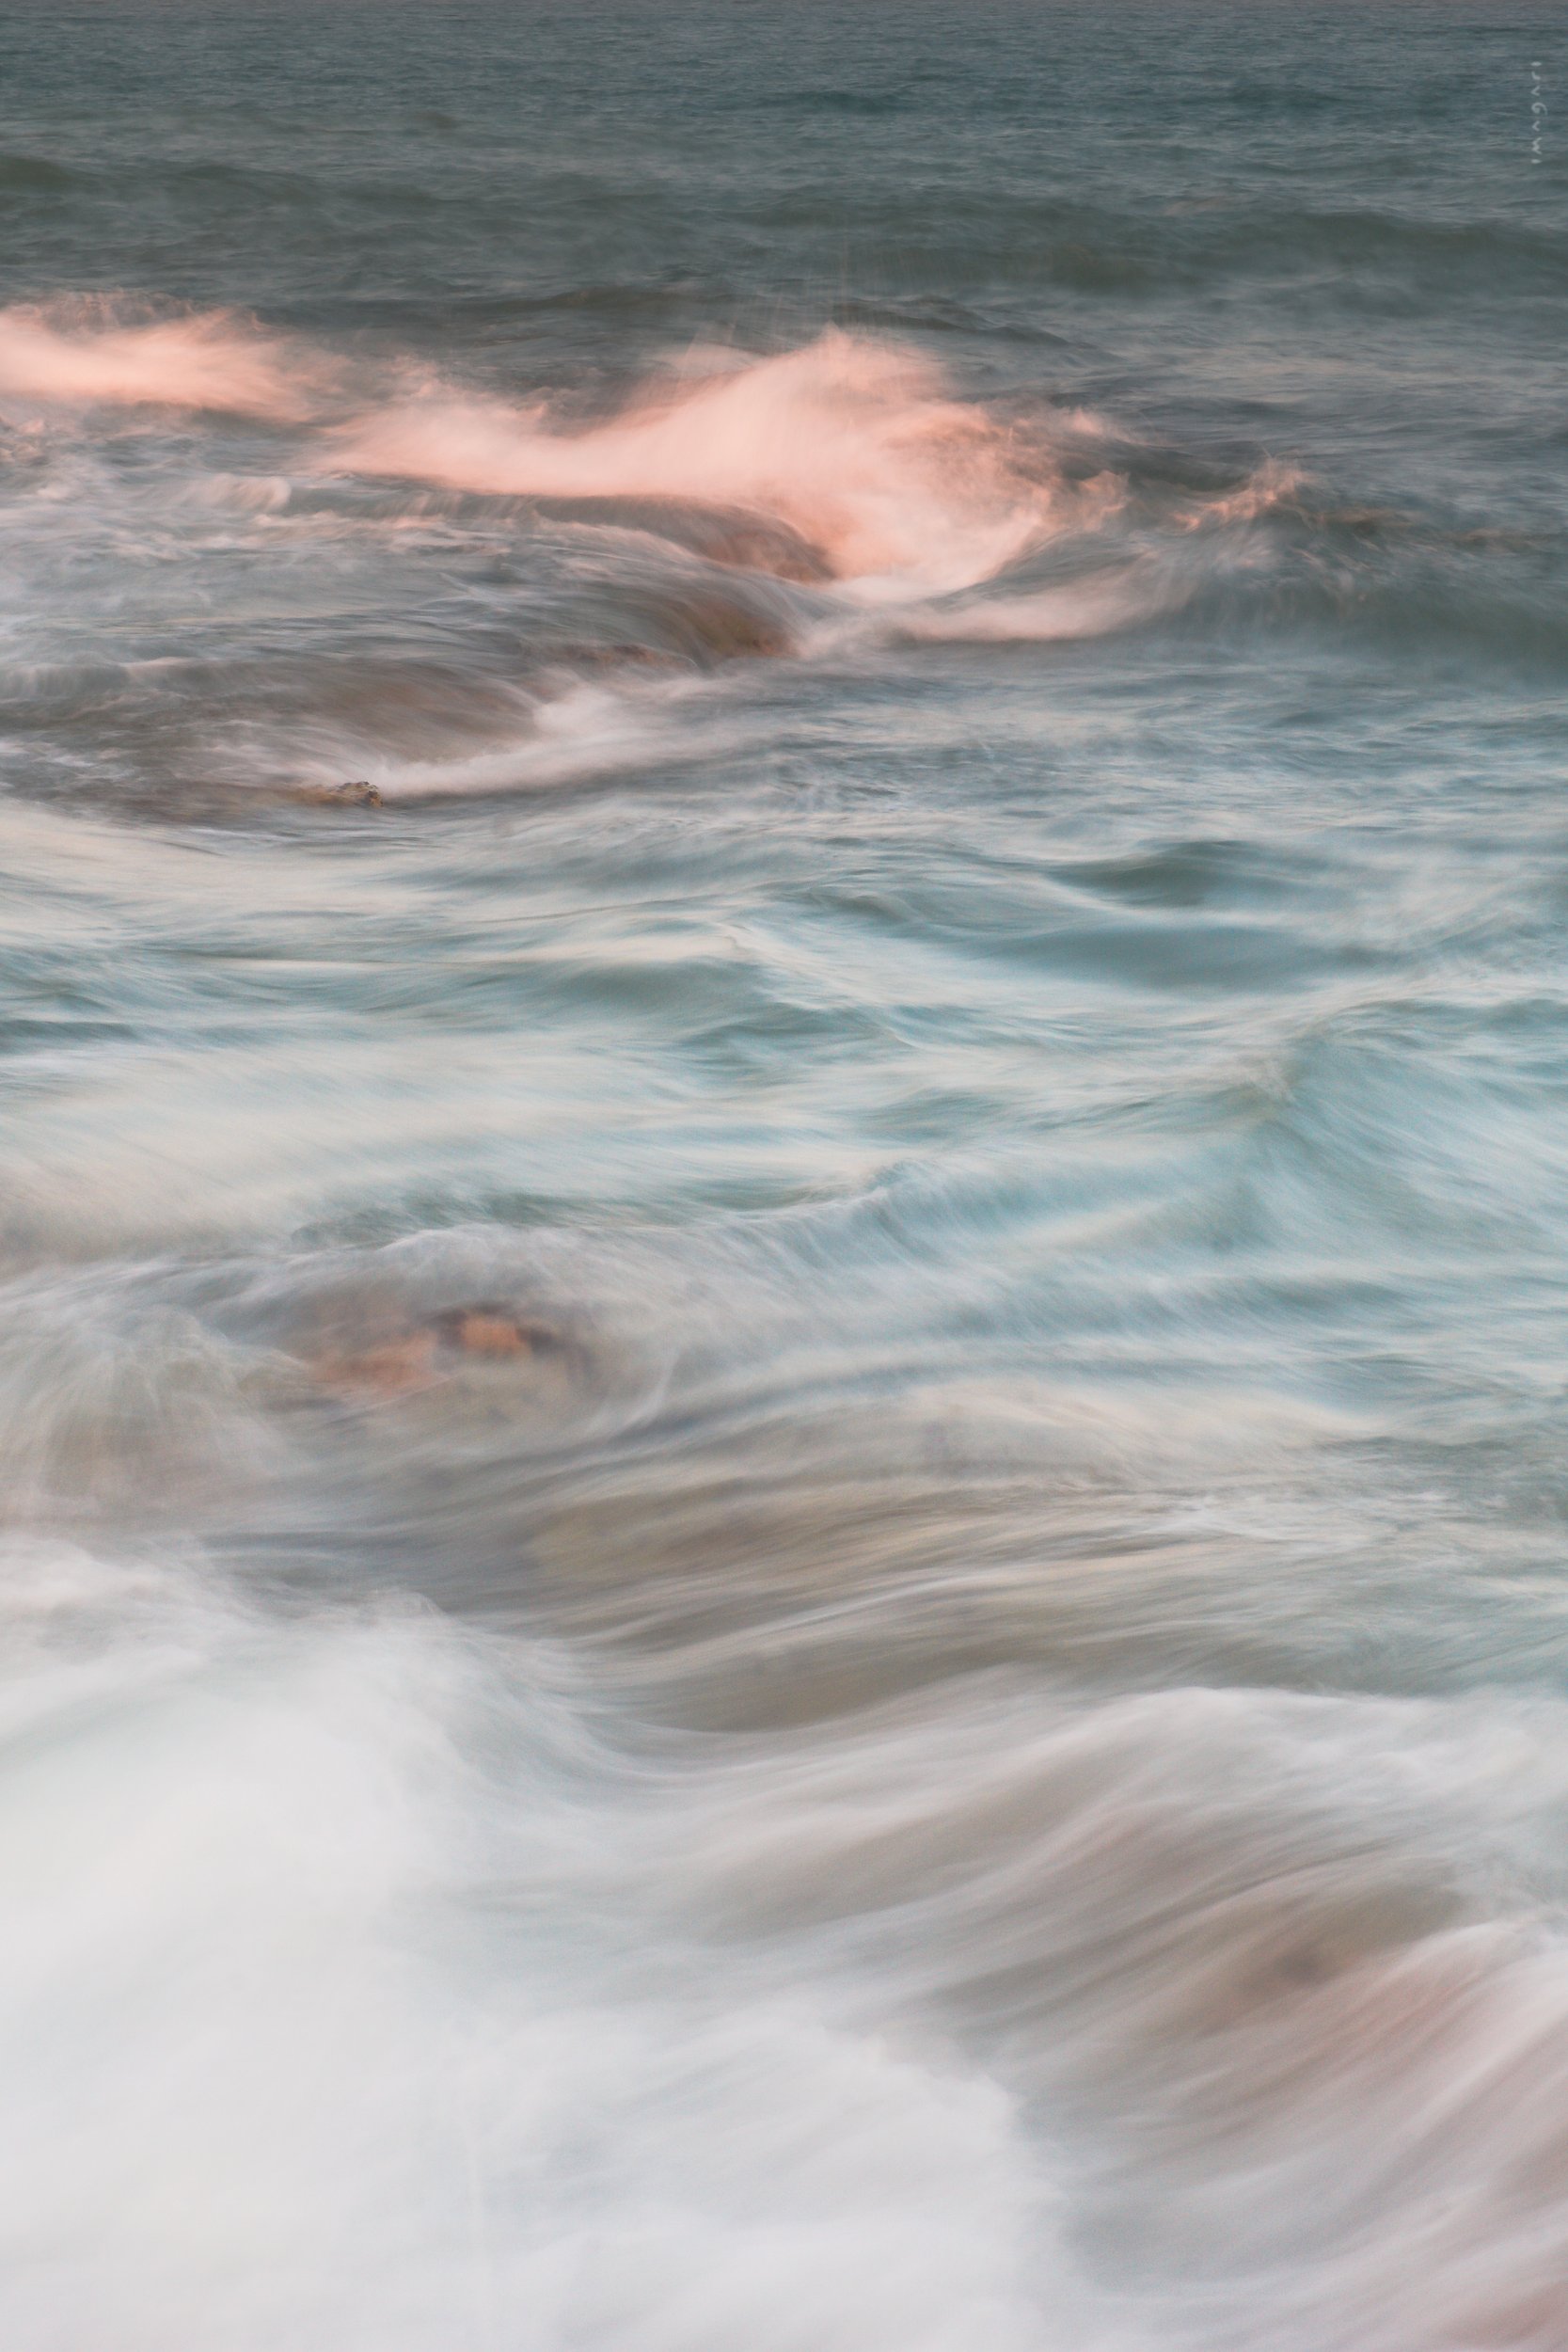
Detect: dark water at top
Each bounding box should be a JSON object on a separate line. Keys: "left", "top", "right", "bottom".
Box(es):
{"left": 1, "top": 6, "right": 1566, "bottom": 2346}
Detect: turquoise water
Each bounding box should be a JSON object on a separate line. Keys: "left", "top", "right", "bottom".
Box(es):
{"left": 2, "top": 6, "right": 1567, "bottom": 2344}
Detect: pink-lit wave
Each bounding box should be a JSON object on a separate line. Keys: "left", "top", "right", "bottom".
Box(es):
{"left": 0, "top": 303, "right": 330, "bottom": 421}
{"left": 0, "top": 301, "right": 1274, "bottom": 645}
{"left": 329, "top": 332, "right": 1067, "bottom": 594}
{"left": 0, "top": 305, "right": 1097, "bottom": 594}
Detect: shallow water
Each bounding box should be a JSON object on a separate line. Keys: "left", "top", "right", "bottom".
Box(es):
{"left": 2, "top": 3, "right": 1567, "bottom": 2345}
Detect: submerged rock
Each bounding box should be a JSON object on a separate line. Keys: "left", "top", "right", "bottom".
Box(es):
{"left": 289, "top": 779, "right": 384, "bottom": 808}
{"left": 309, "top": 1329, "right": 438, "bottom": 1400}
{"left": 305, "top": 1302, "right": 566, "bottom": 1401}
{"left": 427, "top": 1306, "right": 545, "bottom": 1358}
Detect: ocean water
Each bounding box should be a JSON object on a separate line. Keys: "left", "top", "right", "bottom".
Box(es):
{"left": 1, "top": 3, "right": 1566, "bottom": 2344}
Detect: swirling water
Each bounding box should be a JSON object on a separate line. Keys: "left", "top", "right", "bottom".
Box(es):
{"left": 1, "top": 3, "right": 1566, "bottom": 2344}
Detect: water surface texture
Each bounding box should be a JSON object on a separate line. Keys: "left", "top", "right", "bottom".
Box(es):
{"left": 2, "top": 4, "right": 1567, "bottom": 2345}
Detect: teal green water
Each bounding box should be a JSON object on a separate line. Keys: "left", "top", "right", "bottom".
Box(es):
{"left": 1, "top": 6, "right": 1566, "bottom": 2344}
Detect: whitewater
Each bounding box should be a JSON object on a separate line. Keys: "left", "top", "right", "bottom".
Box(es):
{"left": 1, "top": 3, "right": 1566, "bottom": 2347}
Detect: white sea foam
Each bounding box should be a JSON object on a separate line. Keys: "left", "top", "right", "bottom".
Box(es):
{"left": 272, "top": 675, "right": 764, "bottom": 803}
{"left": 4, "top": 1517, "right": 1568, "bottom": 2350}
{"left": 0, "top": 1540, "right": 1130, "bottom": 2352}
{"left": 888, "top": 564, "right": 1180, "bottom": 644}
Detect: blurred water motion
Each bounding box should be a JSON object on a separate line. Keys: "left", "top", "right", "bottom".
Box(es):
{"left": 1, "top": 3, "right": 1567, "bottom": 2345}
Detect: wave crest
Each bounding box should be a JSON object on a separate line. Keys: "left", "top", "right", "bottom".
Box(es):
{"left": 329, "top": 331, "right": 1068, "bottom": 594}
{"left": 0, "top": 299, "right": 330, "bottom": 421}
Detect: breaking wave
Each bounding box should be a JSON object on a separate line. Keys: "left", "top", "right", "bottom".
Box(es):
{"left": 0, "top": 303, "right": 1096, "bottom": 593}
{"left": 327, "top": 332, "right": 1078, "bottom": 595}
{"left": 0, "top": 300, "right": 331, "bottom": 421}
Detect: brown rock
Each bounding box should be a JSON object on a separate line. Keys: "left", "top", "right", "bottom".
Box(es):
{"left": 451, "top": 1310, "right": 531, "bottom": 1357}
{"left": 290, "top": 780, "right": 383, "bottom": 808}
{"left": 311, "top": 1331, "right": 439, "bottom": 1399}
